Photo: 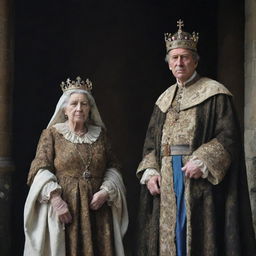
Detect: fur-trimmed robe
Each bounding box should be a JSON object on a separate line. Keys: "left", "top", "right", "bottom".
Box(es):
{"left": 136, "top": 76, "right": 256, "bottom": 256}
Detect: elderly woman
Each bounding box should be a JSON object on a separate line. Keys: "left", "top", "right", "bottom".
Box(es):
{"left": 23, "top": 77, "right": 128, "bottom": 256}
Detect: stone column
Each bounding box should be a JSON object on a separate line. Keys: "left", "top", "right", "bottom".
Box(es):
{"left": 0, "top": 0, "right": 14, "bottom": 255}
{"left": 217, "top": 0, "right": 244, "bottom": 126}
{"left": 245, "top": 0, "right": 256, "bottom": 235}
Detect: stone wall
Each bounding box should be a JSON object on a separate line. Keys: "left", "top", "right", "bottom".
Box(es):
{"left": 0, "top": 0, "right": 14, "bottom": 255}
{"left": 245, "top": 0, "right": 256, "bottom": 236}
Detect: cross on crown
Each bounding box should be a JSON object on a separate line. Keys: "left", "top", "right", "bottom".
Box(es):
{"left": 164, "top": 19, "right": 199, "bottom": 52}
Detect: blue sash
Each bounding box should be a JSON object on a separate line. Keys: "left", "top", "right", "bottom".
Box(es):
{"left": 172, "top": 155, "right": 186, "bottom": 256}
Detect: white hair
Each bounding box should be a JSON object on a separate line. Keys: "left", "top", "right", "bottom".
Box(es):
{"left": 61, "top": 89, "right": 93, "bottom": 109}
{"left": 47, "top": 89, "right": 105, "bottom": 128}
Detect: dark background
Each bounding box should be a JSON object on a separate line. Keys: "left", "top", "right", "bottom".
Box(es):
{"left": 12, "top": 0, "right": 242, "bottom": 255}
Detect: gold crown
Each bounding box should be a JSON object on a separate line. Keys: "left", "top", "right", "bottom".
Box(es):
{"left": 60, "top": 76, "right": 93, "bottom": 92}
{"left": 165, "top": 19, "right": 199, "bottom": 52}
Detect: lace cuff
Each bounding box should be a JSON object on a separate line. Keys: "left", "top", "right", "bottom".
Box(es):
{"left": 38, "top": 180, "right": 62, "bottom": 203}
{"left": 100, "top": 182, "right": 116, "bottom": 203}
{"left": 190, "top": 155, "right": 208, "bottom": 178}
{"left": 140, "top": 168, "right": 160, "bottom": 184}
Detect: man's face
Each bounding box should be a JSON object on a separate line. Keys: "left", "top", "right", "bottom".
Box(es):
{"left": 168, "top": 48, "right": 198, "bottom": 84}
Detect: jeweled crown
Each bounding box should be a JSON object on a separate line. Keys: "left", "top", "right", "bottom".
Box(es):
{"left": 60, "top": 76, "right": 92, "bottom": 92}
{"left": 165, "top": 19, "right": 199, "bottom": 52}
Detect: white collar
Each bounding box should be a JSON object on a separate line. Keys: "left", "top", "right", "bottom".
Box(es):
{"left": 53, "top": 122, "right": 101, "bottom": 144}
{"left": 177, "top": 71, "right": 197, "bottom": 87}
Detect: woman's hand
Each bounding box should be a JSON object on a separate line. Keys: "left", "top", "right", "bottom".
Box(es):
{"left": 50, "top": 194, "right": 72, "bottom": 224}
{"left": 90, "top": 190, "right": 109, "bottom": 210}
{"left": 146, "top": 175, "right": 161, "bottom": 195}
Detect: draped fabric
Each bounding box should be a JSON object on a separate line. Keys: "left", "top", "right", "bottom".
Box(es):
{"left": 24, "top": 170, "right": 65, "bottom": 256}
{"left": 136, "top": 76, "right": 256, "bottom": 256}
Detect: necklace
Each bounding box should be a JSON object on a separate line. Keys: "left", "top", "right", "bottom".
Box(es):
{"left": 169, "top": 85, "right": 184, "bottom": 121}
{"left": 74, "top": 143, "right": 92, "bottom": 179}
{"left": 74, "top": 127, "right": 87, "bottom": 137}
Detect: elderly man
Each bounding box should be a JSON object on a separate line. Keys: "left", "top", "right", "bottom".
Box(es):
{"left": 136, "top": 20, "right": 256, "bottom": 256}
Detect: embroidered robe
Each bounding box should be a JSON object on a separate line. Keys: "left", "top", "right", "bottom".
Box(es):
{"left": 136, "top": 76, "right": 256, "bottom": 256}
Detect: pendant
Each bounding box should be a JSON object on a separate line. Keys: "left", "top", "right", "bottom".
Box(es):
{"left": 174, "top": 112, "right": 179, "bottom": 121}
{"left": 82, "top": 170, "right": 92, "bottom": 179}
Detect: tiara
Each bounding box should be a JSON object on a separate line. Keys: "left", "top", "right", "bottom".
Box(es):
{"left": 60, "top": 76, "right": 92, "bottom": 92}
{"left": 165, "top": 19, "right": 199, "bottom": 52}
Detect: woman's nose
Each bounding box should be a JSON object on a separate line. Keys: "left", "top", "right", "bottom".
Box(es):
{"left": 76, "top": 103, "right": 82, "bottom": 110}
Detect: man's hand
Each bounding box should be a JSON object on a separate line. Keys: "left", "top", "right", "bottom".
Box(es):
{"left": 182, "top": 160, "right": 203, "bottom": 179}
{"left": 146, "top": 175, "right": 161, "bottom": 195}
{"left": 90, "top": 190, "right": 109, "bottom": 210}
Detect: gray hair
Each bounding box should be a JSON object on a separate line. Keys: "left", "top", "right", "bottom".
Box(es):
{"left": 165, "top": 49, "right": 200, "bottom": 63}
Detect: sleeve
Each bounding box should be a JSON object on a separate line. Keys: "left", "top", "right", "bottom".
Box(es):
{"left": 101, "top": 130, "right": 122, "bottom": 202}
{"left": 36, "top": 169, "right": 62, "bottom": 203}
{"left": 100, "top": 174, "right": 117, "bottom": 203}
{"left": 136, "top": 106, "right": 161, "bottom": 178}
{"left": 27, "top": 128, "right": 55, "bottom": 186}
{"left": 103, "top": 130, "right": 121, "bottom": 171}
{"left": 192, "top": 94, "right": 239, "bottom": 185}
{"left": 189, "top": 156, "right": 208, "bottom": 179}
{"left": 140, "top": 168, "right": 160, "bottom": 184}
{"left": 100, "top": 168, "right": 127, "bottom": 210}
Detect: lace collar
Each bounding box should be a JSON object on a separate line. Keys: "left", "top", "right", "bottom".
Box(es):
{"left": 53, "top": 122, "right": 102, "bottom": 144}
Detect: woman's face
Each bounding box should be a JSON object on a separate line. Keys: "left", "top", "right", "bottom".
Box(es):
{"left": 65, "top": 93, "right": 90, "bottom": 125}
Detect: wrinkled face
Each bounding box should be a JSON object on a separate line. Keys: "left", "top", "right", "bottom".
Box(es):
{"left": 168, "top": 48, "right": 198, "bottom": 83}
{"left": 65, "top": 93, "right": 90, "bottom": 124}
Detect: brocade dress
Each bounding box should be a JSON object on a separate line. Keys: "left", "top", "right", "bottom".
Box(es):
{"left": 27, "top": 122, "right": 118, "bottom": 256}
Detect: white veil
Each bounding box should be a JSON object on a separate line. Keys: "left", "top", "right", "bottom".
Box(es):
{"left": 47, "top": 89, "right": 105, "bottom": 129}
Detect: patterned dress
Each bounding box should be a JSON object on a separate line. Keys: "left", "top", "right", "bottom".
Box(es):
{"left": 27, "top": 123, "right": 119, "bottom": 256}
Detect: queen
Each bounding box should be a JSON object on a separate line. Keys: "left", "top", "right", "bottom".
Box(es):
{"left": 23, "top": 77, "right": 128, "bottom": 256}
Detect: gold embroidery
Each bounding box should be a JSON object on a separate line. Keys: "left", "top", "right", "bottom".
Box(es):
{"left": 193, "top": 138, "right": 231, "bottom": 185}
{"left": 28, "top": 128, "right": 115, "bottom": 255}
{"left": 137, "top": 150, "right": 159, "bottom": 177}
{"left": 161, "top": 105, "right": 196, "bottom": 147}
{"left": 180, "top": 78, "right": 232, "bottom": 111}
{"left": 156, "top": 77, "right": 232, "bottom": 113}
{"left": 159, "top": 156, "right": 176, "bottom": 256}
{"left": 159, "top": 95, "right": 197, "bottom": 255}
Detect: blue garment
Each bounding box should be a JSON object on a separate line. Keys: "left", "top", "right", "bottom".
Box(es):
{"left": 172, "top": 155, "right": 186, "bottom": 256}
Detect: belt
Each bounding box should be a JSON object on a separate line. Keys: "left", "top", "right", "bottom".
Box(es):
{"left": 162, "top": 144, "right": 192, "bottom": 156}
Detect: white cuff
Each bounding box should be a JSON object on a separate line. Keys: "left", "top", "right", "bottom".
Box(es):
{"left": 190, "top": 155, "right": 208, "bottom": 178}
{"left": 38, "top": 169, "right": 62, "bottom": 203}
{"left": 100, "top": 168, "right": 119, "bottom": 203}
{"left": 100, "top": 184, "right": 115, "bottom": 202}
{"left": 140, "top": 168, "right": 160, "bottom": 184}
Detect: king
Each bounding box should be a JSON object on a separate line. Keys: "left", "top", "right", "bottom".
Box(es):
{"left": 136, "top": 19, "right": 256, "bottom": 256}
